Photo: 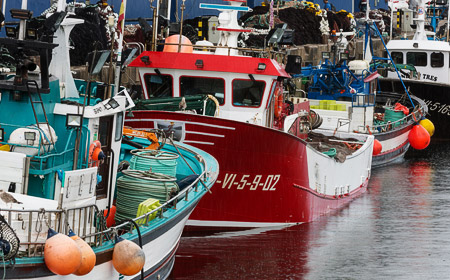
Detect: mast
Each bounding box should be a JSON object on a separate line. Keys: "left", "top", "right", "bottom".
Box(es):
{"left": 18, "top": 0, "right": 27, "bottom": 40}
{"left": 114, "top": 0, "right": 127, "bottom": 95}
{"left": 413, "top": 0, "right": 427, "bottom": 41}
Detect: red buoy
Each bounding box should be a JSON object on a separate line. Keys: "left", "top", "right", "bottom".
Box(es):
{"left": 373, "top": 139, "right": 382, "bottom": 156}
{"left": 112, "top": 237, "right": 145, "bottom": 276}
{"left": 69, "top": 230, "right": 96, "bottom": 276}
{"left": 409, "top": 124, "right": 430, "bottom": 150}
{"left": 44, "top": 228, "right": 82, "bottom": 275}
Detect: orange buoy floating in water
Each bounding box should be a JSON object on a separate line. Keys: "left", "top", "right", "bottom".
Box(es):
{"left": 373, "top": 139, "right": 382, "bottom": 156}
{"left": 112, "top": 236, "right": 145, "bottom": 276}
{"left": 408, "top": 124, "right": 430, "bottom": 150}
{"left": 163, "top": 35, "right": 193, "bottom": 53}
{"left": 68, "top": 230, "right": 96, "bottom": 276}
{"left": 419, "top": 118, "right": 435, "bottom": 137}
{"left": 44, "top": 228, "right": 82, "bottom": 275}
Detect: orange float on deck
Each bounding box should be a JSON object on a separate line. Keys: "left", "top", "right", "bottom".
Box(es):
{"left": 69, "top": 230, "right": 96, "bottom": 276}
{"left": 112, "top": 237, "right": 145, "bottom": 276}
{"left": 44, "top": 228, "right": 82, "bottom": 275}
{"left": 373, "top": 139, "right": 382, "bottom": 155}
{"left": 163, "top": 35, "right": 193, "bottom": 53}
{"left": 409, "top": 124, "right": 430, "bottom": 150}
{"left": 103, "top": 205, "right": 116, "bottom": 227}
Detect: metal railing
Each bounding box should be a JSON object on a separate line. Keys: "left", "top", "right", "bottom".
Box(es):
{"left": 0, "top": 170, "right": 207, "bottom": 259}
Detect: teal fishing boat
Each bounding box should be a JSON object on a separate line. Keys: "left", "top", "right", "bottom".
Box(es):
{"left": 0, "top": 1, "right": 218, "bottom": 279}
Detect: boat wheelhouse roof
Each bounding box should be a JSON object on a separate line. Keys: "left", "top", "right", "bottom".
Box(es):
{"left": 129, "top": 51, "right": 290, "bottom": 78}
{"left": 387, "top": 39, "right": 450, "bottom": 52}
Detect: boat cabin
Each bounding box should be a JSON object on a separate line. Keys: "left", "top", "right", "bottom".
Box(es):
{"left": 386, "top": 40, "right": 450, "bottom": 84}
{"left": 130, "top": 51, "right": 289, "bottom": 127}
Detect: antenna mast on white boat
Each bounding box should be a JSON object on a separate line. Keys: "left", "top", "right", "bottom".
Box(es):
{"left": 363, "top": 0, "right": 372, "bottom": 62}
{"left": 48, "top": 0, "right": 84, "bottom": 99}
{"left": 413, "top": 0, "right": 427, "bottom": 41}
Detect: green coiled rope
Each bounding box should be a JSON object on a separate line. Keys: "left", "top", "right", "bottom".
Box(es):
{"left": 129, "top": 150, "right": 178, "bottom": 177}
{"left": 116, "top": 168, "right": 179, "bottom": 222}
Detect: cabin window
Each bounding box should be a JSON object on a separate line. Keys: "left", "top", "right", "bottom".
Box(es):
{"left": 391, "top": 52, "right": 403, "bottom": 64}
{"left": 143, "top": 73, "right": 173, "bottom": 97}
{"left": 431, "top": 52, "right": 444, "bottom": 67}
{"left": 232, "top": 79, "right": 266, "bottom": 107}
{"left": 406, "top": 52, "right": 427, "bottom": 67}
{"left": 115, "top": 112, "right": 123, "bottom": 142}
{"left": 180, "top": 76, "right": 225, "bottom": 105}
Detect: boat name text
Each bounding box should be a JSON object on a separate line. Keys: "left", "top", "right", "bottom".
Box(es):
{"left": 422, "top": 73, "right": 438, "bottom": 82}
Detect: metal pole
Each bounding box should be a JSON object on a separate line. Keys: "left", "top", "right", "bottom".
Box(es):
{"left": 114, "top": 0, "right": 128, "bottom": 95}
{"left": 390, "top": 7, "right": 393, "bottom": 40}
{"left": 18, "top": 0, "right": 28, "bottom": 40}
{"left": 177, "top": 0, "right": 186, "bottom": 53}
{"left": 447, "top": 7, "right": 450, "bottom": 42}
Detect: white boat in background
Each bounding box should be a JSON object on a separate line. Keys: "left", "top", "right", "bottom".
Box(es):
{"left": 379, "top": 0, "right": 449, "bottom": 140}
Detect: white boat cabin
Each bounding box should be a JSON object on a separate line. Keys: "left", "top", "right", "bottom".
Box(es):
{"left": 386, "top": 39, "right": 450, "bottom": 84}
{"left": 133, "top": 52, "right": 289, "bottom": 127}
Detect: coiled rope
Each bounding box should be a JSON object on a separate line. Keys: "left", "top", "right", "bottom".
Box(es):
{"left": 129, "top": 150, "right": 178, "bottom": 177}
{"left": 116, "top": 170, "right": 179, "bottom": 222}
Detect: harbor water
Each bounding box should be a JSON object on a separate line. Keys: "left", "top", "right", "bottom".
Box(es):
{"left": 170, "top": 142, "right": 450, "bottom": 279}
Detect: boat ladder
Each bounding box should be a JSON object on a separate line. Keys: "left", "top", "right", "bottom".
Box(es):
{"left": 25, "top": 80, "right": 56, "bottom": 152}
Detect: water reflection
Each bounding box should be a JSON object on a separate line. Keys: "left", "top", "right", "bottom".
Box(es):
{"left": 171, "top": 143, "right": 450, "bottom": 279}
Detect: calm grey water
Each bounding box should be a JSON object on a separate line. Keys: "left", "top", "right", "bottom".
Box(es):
{"left": 170, "top": 143, "right": 450, "bottom": 280}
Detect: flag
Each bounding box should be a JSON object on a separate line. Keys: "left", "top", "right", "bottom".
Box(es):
{"left": 118, "top": 0, "right": 125, "bottom": 34}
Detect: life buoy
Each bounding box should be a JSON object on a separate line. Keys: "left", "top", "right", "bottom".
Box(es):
{"left": 88, "top": 140, "right": 104, "bottom": 167}
{"left": 274, "top": 88, "right": 283, "bottom": 118}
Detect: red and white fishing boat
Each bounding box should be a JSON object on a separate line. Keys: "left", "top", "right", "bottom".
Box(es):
{"left": 125, "top": 0, "right": 374, "bottom": 227}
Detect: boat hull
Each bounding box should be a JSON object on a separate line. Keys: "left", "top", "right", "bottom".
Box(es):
{"left": 372, "top": 124, "right": 412, "bottom": 167}
{"left": 379, "top": 79, "right": 447, "bottom": 140}
{"left": 126, "top": 111, "right": 373, "bottom": 227}
{"left": 5, "top": 197, "right": 199, "bottom": 280}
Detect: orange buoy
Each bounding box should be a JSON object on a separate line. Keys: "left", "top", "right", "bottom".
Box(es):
{"left": 103, "top": 205, "right": 116, "bottom": 227}
{"left": 112, "top": 237, "right": 145, "bottom": 276}
{"left": 373, "top": 139, "right": 382, "bottom": 156}
{"left": 409, "top": 124, "right": 430, "bottom": 150}
{"left": 44, "top": 228, "right": 82, "bottom": 275}
{"left": 68, "top": 230, "right": 96, "bottom": 276}
{"left": 163, "top": 35, "right": 193, "bottom": 53}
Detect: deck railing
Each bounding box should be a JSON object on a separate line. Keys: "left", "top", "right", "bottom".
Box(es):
{"left": 0, "top": 170, "right": 207, "bottom": 259}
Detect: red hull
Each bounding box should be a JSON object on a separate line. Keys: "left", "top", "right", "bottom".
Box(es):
{"left": 126, "top": 111, "right": 368, "bottom": 227}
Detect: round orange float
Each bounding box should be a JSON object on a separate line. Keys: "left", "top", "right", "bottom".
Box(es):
{"left": 69, "top": 230, "right": 96, "bottom": 276}
{"left": 44, "top": 228, "right": 82, "bottom": 275}
{"left": 112, "top": 237, "right": 145, "bottom": 276}
{"left": 163, "top": 35, "right": 193, "bottom": 53}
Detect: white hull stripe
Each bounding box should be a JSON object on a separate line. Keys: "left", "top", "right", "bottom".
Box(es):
{"left": 183, "top": 140, "right": 215, "bottom": 145}
{"left": 185, "top": 131, "right": 225, "bottom": 138}
{"left": 127, "top": 118, "right": 236, "bottom": 130}
{"left": 187, "top": 219, "right": 301, "bottom": 228}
